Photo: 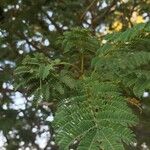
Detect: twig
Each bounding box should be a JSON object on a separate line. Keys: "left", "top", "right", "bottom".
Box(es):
{"left": 91, "top": 0, "right": 117, "bottom": 29}
{"left": 42, "top": 10, "right": 63, "bottom": 33}
{"left": 80, "top": 0, "right": 98, "bottom": 20}
{"left": 17, "top": 32, "right": 41, "bottom": 51}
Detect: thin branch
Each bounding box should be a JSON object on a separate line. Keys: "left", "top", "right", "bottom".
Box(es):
{"left": 42, "top": 10, "right": 63, "bottom": 33}
{"left": 80, "top": 53, "right": 84, "bottom": 76}
{"left": 0, "top": 88, "right": 14, "bottom": 93}
{"left": 16, "top": 32, "right": 50, "bottom": 55}
{"left": 128, "top": 0, "right": 137, "bottom": 27}
{"left": 39, "top": 101, "right": 54, "bottom": 107}
{"left": 80, "top": 0, "right": 98, "bottom": 20}
{"left": 17, "top": 32, "right": 41, "bottom": 51}
{"left": 91, "top": 0, "right": 117, "bottom": 29}
{"left": 57, "top": 62, "right": 81, "bottom": 74}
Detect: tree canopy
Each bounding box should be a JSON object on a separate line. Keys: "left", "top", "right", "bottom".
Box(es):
{"left": 0, "top": 0, "right": 150, "bottom": 149}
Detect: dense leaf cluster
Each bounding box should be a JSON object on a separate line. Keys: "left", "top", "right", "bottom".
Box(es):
{"left": 0, "top": 0, "right": 150, "bottom": 149}
{"left": 15, "top": 23, "right": 150, "bottom": 149}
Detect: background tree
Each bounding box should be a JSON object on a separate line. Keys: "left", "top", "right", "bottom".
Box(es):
{"left": 0, "top": 0, "right": 150, "bottom": 149}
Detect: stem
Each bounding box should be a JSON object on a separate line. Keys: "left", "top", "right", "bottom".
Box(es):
{"left": 81, "top": 52, "right": 84, "bottom": 76}
{"left": 91, "top": 67, "right": 96, "bottom": 77}
{"left": 57, "top": 62, "right": 81, "bottom": 73}
{"left": 80, "top": 0, "right": 98, "bottom": 20}
{"left": 39, "top": 79, "right": 42, "bottom": 102}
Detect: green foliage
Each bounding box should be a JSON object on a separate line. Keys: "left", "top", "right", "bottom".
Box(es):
{"left": 58, "top": 28, "right": 99, "bottom": 54}
{"left": 14, "top": 53, "right": 76, "bottom": 103}
{"left": 92, "top": 23, "right": 150, "bottom": 98}
{"left": 52, "top": 23, "right": 150, "bottom": 149}
{"left": 54, "top": 78, "right": 138, "bottom": 150}
{"left": 14, "top": 23, "right": 150, "bottom": 149}
{"left": 57, "top": 28, "right": 100, "bottom": 76}
{"left": 0, "top": 0, "right": 150, "bottom": 149}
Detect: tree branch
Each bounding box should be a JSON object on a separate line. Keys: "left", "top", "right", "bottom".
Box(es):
{"left": 91, "top": 0, "right": 117, "bottom": 29}
{"left": 80, "top": 0, "right": 99, "bottom": 20}
{"left": 42, "top": 10, "right": 63, "bottom": 34}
